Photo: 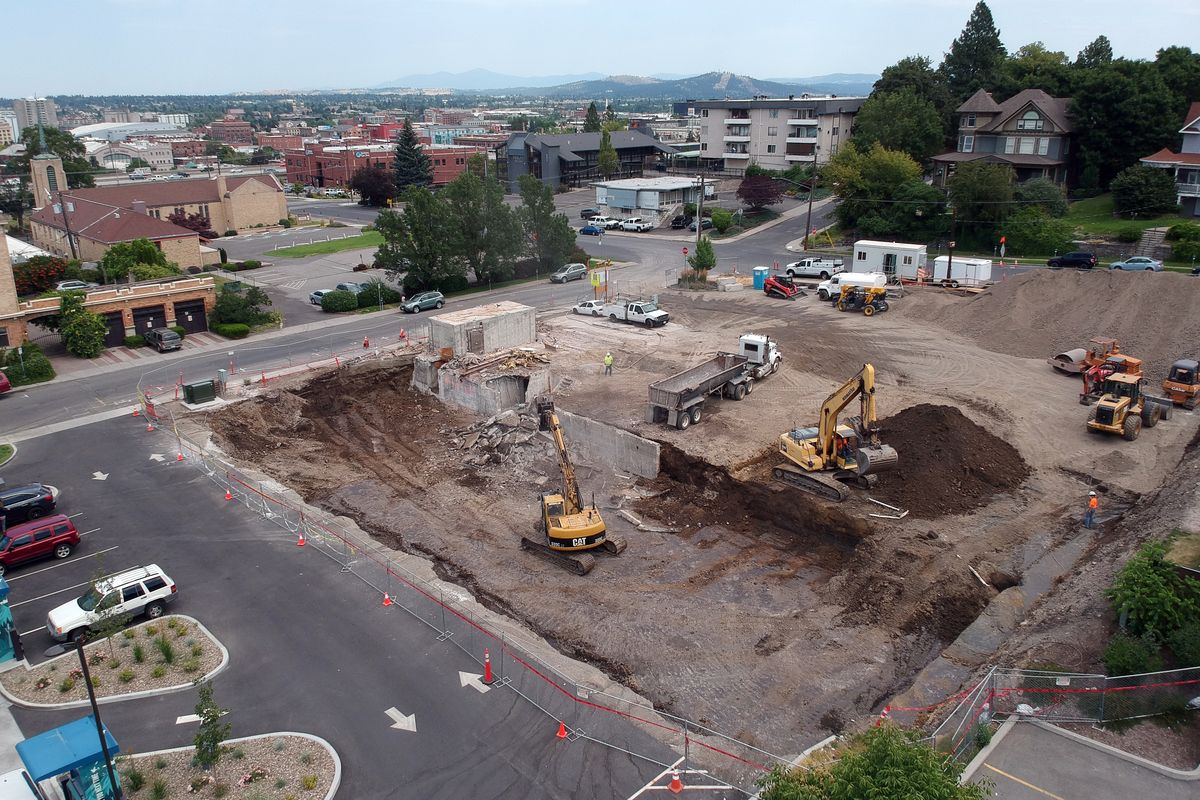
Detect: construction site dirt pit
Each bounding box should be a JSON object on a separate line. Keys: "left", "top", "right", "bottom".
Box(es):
{"left": 203, "top": 361, "right": 1026, "bottom": 752}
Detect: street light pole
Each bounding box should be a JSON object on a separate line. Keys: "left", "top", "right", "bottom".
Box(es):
{"left": 803, "top": 176, "right": 816, "bottom": 251}
{"left": 74, "top": 635, "right": 123, "bottom": 799}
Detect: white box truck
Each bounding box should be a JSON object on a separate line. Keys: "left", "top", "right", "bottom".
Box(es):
{"left": 931, "top": 256, "right": 991, "bottom": 287}
{"left": 853, "top": 240, "right": 927, "bottom": 279}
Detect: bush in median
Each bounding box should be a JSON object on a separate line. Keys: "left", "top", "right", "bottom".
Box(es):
{"left": 355, "top": 281, "right": 402, "bottom": 309}
{"left": 212, "top": 323, "right": 250, "bottom": 339}
{"left": 320, "top": 289, "right": 358, "bottom": 313}
{"left": 170, "top": 326, "right": 187, "bottom": 339}
{"left": 124, "top": 335, "right": 146, "bottom": 348}
{"left": 1, "top": 342, "right": 56, "bottom": 386}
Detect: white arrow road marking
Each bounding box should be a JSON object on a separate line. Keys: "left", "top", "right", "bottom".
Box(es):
{"left": 384, "top": 706, "right": 416, "bottom": 732}
{"left": 149, "top": 454, "right": 165, "bottom": 462}
{"left": 459, "top": 672, "right": 491, "bottom": 694}
{"left": 92, "top": 472, "right": 109, "bottom": 480}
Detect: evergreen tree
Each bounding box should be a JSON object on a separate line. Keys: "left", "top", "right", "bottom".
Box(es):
{"left": 687, "top": 236, "right": 716, "bottom": 273}
{"left": 393, "top": 119, "right": 432, "bottom": 191}
{"left": 597, "top": 129, "right": 619, "bottom": 178}
{"left": 939, "top": 1, "right": 1008, "bottom": 101}
{"left": 583, "top": 102, "right": 602, "bottom": 133}
{"left": 1075, "top": 35, "right": 1114, "bottom": 69}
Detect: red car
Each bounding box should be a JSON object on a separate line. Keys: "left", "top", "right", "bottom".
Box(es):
{"left": 0, "top": 371, "right": 11, "bottom": 395}
{"left": 0, "top": 514, "right": 79, "bottom": 576}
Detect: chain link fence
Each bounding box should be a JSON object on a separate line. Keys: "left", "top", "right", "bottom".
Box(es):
{"left": 169, "top": 422, "right": 788, "bottom": 795}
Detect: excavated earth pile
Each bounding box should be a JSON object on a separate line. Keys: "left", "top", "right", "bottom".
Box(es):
{"left": 875, "top": 404, "right": 1031, "bottom": 518}
{"left": 899, "top": 269, "right": 1200, "bottom": 376}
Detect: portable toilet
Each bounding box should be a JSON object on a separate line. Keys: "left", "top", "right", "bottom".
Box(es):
{"left": 16, "top": 716, "right": 122, "bottom": 800}
{"left": 752, "top": 266, "right": 769, "bottom": 290}
{"left": 0, "top": 577, "right": 18, "bottom": 664}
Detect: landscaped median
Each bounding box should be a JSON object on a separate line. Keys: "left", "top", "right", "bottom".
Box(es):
{"left": 0, "top": 615, "right": 226, "bottom": 708}
{"left": 269, "top": 231, "right": 383, "bottom": 258}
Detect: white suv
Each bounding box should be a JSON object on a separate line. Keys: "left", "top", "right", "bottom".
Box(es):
{"left": 47, "top": 564, "right": 178, "bottom": 641}
{"left": 588, "top": 215, "right": 622, "bottom": 230}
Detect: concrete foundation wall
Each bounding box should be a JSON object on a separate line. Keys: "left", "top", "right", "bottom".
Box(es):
{"left": 439, "top": 368, "right": 551, "bottom": 415}
{"left": 429, "top": 302, "right": 536, "bottom": 357}
{"left": 558, "top": 409, "right": 660, "bottom": 479}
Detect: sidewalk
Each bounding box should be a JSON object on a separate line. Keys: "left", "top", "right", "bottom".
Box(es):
{"left": 600, "top": 197, "right": 833, "bottom": 246}
{"left": 0, "top": 697, "right": 23, "bottom": 773}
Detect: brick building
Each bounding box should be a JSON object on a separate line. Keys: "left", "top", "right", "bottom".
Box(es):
{"left": 168, "top": 138, "right": 207, "bottom": 160}
{"left": 284, "top": 142, "right": 484, "bottom": 188}
{"left": 207, "top": 117, "right": 254, "bottom": 145}
{"left": 256, "top": 132, "right": 306, "bottom": 151}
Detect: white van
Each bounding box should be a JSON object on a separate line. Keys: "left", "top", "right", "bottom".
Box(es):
{"left": 816, "top": 272, "right": 888, "bottom": 301}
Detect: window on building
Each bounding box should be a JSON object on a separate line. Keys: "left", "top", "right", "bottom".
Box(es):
{"left": 700, "top": 143, "right": 707, "bottom": 151}
{"left": 1017, "top": 111, "right": 1043, "bottom": 131}
{"left": 829, "top": 144, "right": 837, "bottom": 155}
{"left": 0, "top": 327, "right": 8, "bottom": 347}
{"left": 174, "top": 207, "right": 184, "bottom": 217}
{"left": 962, "top": 113, "right": 977, "bottom": 128}
{"left": 766, "top": 144, "right": 776, "bottom": 154}
{"left": 1004, "top": 137, "right": 1015, "bottom": 154}
{"left": 960, "top": 135, "right": 974, "bottom": 153}
{"left": 831, "top": 126, "right": 839, "bottom": 136}
{"left": 857, "top": 250, "right": 866, "bottom": 261}
{"left": 1019, "top": 137, "right": 1035, "bottom": 155}
{"left": 46, "top": 165, "right": 59, "bottom": 192}
{"left": 199, "top": 204, "right": 210, "bottom": 218}
{"left": 1038, "top": 137, "right": 1049, "bottom": 156}
{"left": 769, "top": 109, "right": 779, "bottom": 118}
{"left": 767, "top": 126, "right": 778, "bottom": 136}
{"left": 701, "top": 109, "right": 709, "bottom": 117}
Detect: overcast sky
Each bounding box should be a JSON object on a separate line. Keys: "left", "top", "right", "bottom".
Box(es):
{"left": 4, "top": 0, "right": 1196, "bottom": 96}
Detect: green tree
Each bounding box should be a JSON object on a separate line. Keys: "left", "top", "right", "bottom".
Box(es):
{"left": 349, "top": 164, "right": 395, "bottom": 207}
{"left": 1005, "top": 42, "right": 1074, "bottom": 98}
{"left": 211, "top": 286, "right": 273, "bottom": 326}
{"left": 98, "top": 238, "right": 170, "bottom": 283}
{"left": 192, "top": 682, "right": 231, "bottom": 771}
{"left": 939, "top": 1, "right": 1008, "bottom": 102}
{"left": 1110, "top": 164, "right": 1180, "bottom": 217}
{"left": 874, "top": 55, "right": 950, "bottom": 109}
{"left": 687, "top": 236, "right": 716, "bottom": 272}
{"left": 393, "top": 119, "right": 433, "bottom": 191}
{"left": 81, "top": 561, "right": 133, "bottom": 657}
{"left": 57, "top": 292, "right": 107, "bottom": 358}
{"left": 442, "top": 171, "right": 523, "bottom": 284}
{"left": 374, "top": 187, "right": 462, "bottom": 291}
{"left": 1002, "top": 207, "right": 1074, "bottom": 256}
{"left": 1013, "top": 177, "right": 1068, "bottom": 217}
{"left": 597, "top": 129, "right": 619, "bottom": 179}
{"left": 0, "top": 180, "right": 32, "bottom": 232}
{"left": 1106, "top": 540, "right": 1200, "bottom": 638}
{"left": 1075, "top": 35, "right": 1114, "bottom": 69}
{"left": 601, "top": 119, "right": 628, "bottom": 132}
{"left": 1154, "top": 46, "right": 1200, "bottom": 117}
{"left": 824, "top": 141, "right": 923, "bottom": 230}
{"left": 583, "top": 102, "right": 602, "bottom": 133}
{"left": 857, "top": 179, "right": 947, "bottom": 240}
{"left": 517, "top": 174, "right": 576, "bottom": 272}
{"left": 124, "top": 157, "right": 150, "bottom": 173}
{"left": 710, "top": 208, "right": 734, "bottom": 233}
{"left": 465, "top": 152, "right": 488, "bottom": 179}
{"left": 736, "top": 174, "right": 786, "bottom": 211}
{"left": 948, "top": 161, "right": 1014, "bottom": 243}
{"left": 13, "top": 126, "right": 95, "bottom": 188}
{"left": 758, "top": 724, "right": 989, "bottom": 800}
{"left": 851, "top": 89, "right": 944, "bottom": 163}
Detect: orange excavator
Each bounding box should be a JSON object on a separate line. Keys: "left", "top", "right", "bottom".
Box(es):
{"left": 1080, "top": 353, "right": 1143, "bottom": 405}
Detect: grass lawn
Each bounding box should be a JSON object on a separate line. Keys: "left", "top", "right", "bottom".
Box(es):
{"left": 270, "top": 230, "right": 383, "bottom": 258}
{"left": 710, "top": 209, "right": 781, "bottom": 239}
{"left": 0, "top": 444, "right": 12, "bottom": 466}
{"left": 1066, "top": 194, "right": 1186, "bottom": 237}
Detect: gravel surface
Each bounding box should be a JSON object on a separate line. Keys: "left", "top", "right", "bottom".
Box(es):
{"left": 119, "top": 735, "right": 336, "bottom": 799}
{"left": 1056, "top": 717, "right": 1200, "bottom": 771}
{"left": 0, "top": 615, "right": 222, "bottom": 704}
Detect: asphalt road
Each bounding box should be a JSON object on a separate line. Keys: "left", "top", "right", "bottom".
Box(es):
{"left": 3, "top": 420, "right": 678, "bottom": 798}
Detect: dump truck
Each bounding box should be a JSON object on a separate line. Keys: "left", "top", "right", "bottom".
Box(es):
{"left": 647, "top": 334, "right": 781, "bottom": 430}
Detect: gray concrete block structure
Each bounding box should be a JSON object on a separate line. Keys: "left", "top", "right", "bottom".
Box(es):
{"left": 558, "top": 409, "right": 660, "bottom": 479}
{"left": 429, "top": 301, "right": 536, "bottom": 357}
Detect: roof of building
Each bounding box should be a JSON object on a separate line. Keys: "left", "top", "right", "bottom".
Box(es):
{"left": 5, "top": 234, "right": 53, "bottom": 263}
{"left": 70, "top": 121, "right": 184, "bottom": 140}
{"left": 1181, "top": 101, "right": 1200, "bottom": 134}
{"left": 931, "top": 151, "right": 1065, "bottom": 167}
{"left": 1141, "top": 147, "right": 1200, "bottom": 166}
{"left": 977, "top": 89, "right": 1072, "bottom": 133}
{"left": 61, "top": 174, "right": 280, "bottom": 209}
{"left": 31, "top": 194, "right": 199, "bottom": 245}
{"left": 593, "top": 177, "right": 701, "bottom": 191}
{"left": 957, "top": 89, "right": 1002, "bottom": 114}
{"left": 688, "top": 97, "right": 867, "bottom": 113}
{"left": 525, "top": 130, "right": 675, "bottom": 161}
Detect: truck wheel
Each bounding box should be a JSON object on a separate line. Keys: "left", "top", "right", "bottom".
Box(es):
{"left": 863, "top": 305, "right": 876, "bottom": 317}
{"left": 1122, "top": 415, "right": 1141, "bottom": 441}
{"left": 732, "top": 383, "right": 746, "bottom": 401}
{"left": 744, "top": 378, "right": 754, "bottom": 395}
{"left": 817, "top": 290, "right": 829, "bottom": 300}
{"left": 690, "top": 407, "right": 703, "bottom": 425}
{"left": 877, "top": 302, "right": 890, "bottom": 312}
{"left": 609, "top": 313, "right": 618, "bottom": 321}
{"left": 819, "top": 271, "right": 829, "bottom": 279}
{"left": 677, "top": 413, "right": 690, "bottom": 430}
{"left": 645, "top": 319, "right": 654, "bottom": 328}
{"left": 1142, "top": 404, "right": 1160, "bottom": 428}
{"left": 770, "top": 360, "right": 779, "bottom": 374}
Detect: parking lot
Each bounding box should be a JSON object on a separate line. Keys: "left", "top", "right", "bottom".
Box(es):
{"left": 1, "top": 418, "right": 679, "bottom": 798}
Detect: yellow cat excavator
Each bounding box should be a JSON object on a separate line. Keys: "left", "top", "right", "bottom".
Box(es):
{"left": 774, "top": 363, "right": 899, "bottom": 501}
{"left": 521, "top": 397, "right": 627, "bottom": 575}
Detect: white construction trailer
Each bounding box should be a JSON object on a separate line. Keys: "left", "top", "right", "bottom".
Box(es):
{"left": 852, "top": 240, "right": 928, "bottom": 280}
{"left": 930, "top": 256, "right": 992, "bottom": 286}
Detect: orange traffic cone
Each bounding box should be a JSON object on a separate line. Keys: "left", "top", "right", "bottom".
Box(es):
{"left": 132, "top": 408, "right": 140, "bottom": 417}
{"left": 382, "top": 592, "right": 393, "bottom": 607}
{"left": 668, "top": 770, "right": 683, "bottom": 794}
{"left": 555, "top": 721, "right": 568, "bottom": 740}
{"left": 176, "top": 452, "right": 184, "bottom": 462}
{"left": 296, "top": 532, "right": 306, "bottom": 547}
{"left": 146, "top": 421, "right": 154, "bottom": 432}
{"left": 483, "top": 648, "right": 494, "bottom": 685}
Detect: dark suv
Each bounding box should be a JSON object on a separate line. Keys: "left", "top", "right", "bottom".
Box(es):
{"left": 1047, "top": 251, "right": 1097, "bottom": 270}
{"left": 0, "top": 483, "right": 59, "bottom": 527}
{"left": 144, "top": 327, "right": 182, "bottom": 352}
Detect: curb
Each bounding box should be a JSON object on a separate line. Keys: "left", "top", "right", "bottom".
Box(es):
{"left": 1028, "top": 718, "right": 1200, "bottom": 780}
{"left": 124, "top": 731, "right": 341, "bottom": 800}
{"left": 0, "top": 442, "right": 16, "bottom": 468}
{"left": 959, "top": 716, "right": 1015, "bottom": 783}
{"left": 0, "top": 615, "right": 230, "bottom": 710}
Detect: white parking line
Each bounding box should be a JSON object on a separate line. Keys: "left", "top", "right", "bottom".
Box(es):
{"left": 11, "top": 579, "right": 94, "bottom": 607}
{"left": 67, "top": 513, "right": 85, "bottom": 519}
{"left": 19, "top": 627, "right": 43, "bottom": 637}
{"left": 79, "top": 528, "right": 100, "bottom": 537}
{"left": 4, "top": 546, "right": 120, "bottom": 583}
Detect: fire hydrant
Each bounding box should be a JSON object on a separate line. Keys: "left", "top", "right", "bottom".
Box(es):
{"left": 363, "top": 337, "right": 370, "bottom": 349}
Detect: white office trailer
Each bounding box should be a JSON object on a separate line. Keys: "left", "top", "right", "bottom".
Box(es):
{"left": 852, "top": 240, "right": 928, "bottom": 280}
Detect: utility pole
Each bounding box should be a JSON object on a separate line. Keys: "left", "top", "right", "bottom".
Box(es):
{"left": 695, "top": 172, "right": 705, "bottom": 252}
{"left": 56, "top": 192, "right": 79, "bottom": 260}
{"left": 945, "top": 206, "right": 957, "bottom": 287}
{"left": 803, "top": 174, "right": 816, "bottom": 251}
{"left": 75, "top": 635, "right": 123, "bottom": 799}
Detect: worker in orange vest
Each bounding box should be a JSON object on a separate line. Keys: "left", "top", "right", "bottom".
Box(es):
{"left": 1085, "top": 490, "right": 1098, "bottom": 529}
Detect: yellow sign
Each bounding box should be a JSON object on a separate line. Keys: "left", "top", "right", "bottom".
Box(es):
{"left": 590, "top": 270, "right": 600, "bottom": 287}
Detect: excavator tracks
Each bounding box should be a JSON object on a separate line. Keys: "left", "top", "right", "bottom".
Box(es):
{"left": 771, "top": 463, "right": 850, "bottom": 502}
{"left": 520, "top": 537, "right": 597, "bottom": 575}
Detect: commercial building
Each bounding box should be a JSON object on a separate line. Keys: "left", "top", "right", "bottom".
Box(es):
{"left": 691, "top": 96, "right": 865, "bottom": 172}
{"left": 284, "top": 141, "right": 483, "bottom": 188}
{"left": 592, "top": 177, "right": 705, "bottom": 223}
{"left": 30, "top": 194, "right": 210, "bottom": 267}
{"left": 256, "top": 132, "right": 307, "bottom": 151}
{"left": 206, "top": 117, "right": 254, "bottom": 145}
{"left": 69, "top": 121, "right": 184, "bottom": 142}
{"left": 84, "top": 139, "right": 174, "bottom": 171}
{"left": 496, "top": 130, "right": 674, "bottom": 193}
{"left": 417, "top": 123, "right": 489, "bottom": 145}
{"left": 13, "top": 98, "right": 58, "bottom": 131}
{"left": 1141, "top": 101, "right": 1200, "bottom": 218}
{"left": 931, "top": 89, "right": 1075, "bottom": 187}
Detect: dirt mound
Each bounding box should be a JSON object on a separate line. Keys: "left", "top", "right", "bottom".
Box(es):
{"left": 874, "top": 404, "right": 1030, "bottom": 518}
{"left": 636, "top": 443, "right": 872, "bottom": 550}
{"left": 900, "top": 269, "right": 1200, "bottom": 376}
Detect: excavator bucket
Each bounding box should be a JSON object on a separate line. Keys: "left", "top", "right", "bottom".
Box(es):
{"left": 855, "top": 445, "right": 898, "bottom": 476}
{"left": 535, "top": 396, "right": 555, "bottom": 431}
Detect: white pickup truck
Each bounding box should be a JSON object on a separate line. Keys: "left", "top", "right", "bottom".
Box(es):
{"left": 783, "top": 256, "right": 844, "bottom": 280}
{"left": 621, "top": 217, "right": 654, "bottom": 232}
{"left": 606, "top": 299, "right": 670, "bottom": 328}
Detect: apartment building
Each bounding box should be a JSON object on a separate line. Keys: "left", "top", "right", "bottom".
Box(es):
{"left": 207, "top": 117, "right": 254, "bottom": 145}
{"left": 284, "top": 141, "right": 484, "bottom": 188}
{"left": 691, "top": 96, "right": 866, "bottom": 172}
{"left": 13, "top": 97, "right": 58, "bottom": 131}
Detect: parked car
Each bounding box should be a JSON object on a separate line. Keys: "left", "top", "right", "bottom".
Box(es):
{"left": 0, "top": 372, "right": 10, "bottom": 396}
{"left": 579, "top": 208, "right": 600, "bottom": 219}
{"left": 689, "top": 218, "right": 715, "bottom": 231}
{"left": 54, "top": 280, "right": 98, "bottom": 292}
{"left": 143, "top": 327, "right": 182, "bottom": 353}
{"left": 572, "top": 300, "right": 605, "bottom": 316}
{"left": 1109, "top": 256, "right": 1163, "bottom": 272}
{"left": 46, "top": 564, "right": 178, "bottom": 642}
{"left": 401, "top": 291, "right": 445, "bottom": 313}
{"left": 621, "top": 217, "right": 654, "bottom": 232}
{"left": 0, "top": 483, "right": 59, "bottom": 527}
{"left": 0, "top": 515, "right": 79, "bottom": 576}
{"left": 579, "top": 224, "right": 604, "bottom": 236}
{"left": 588, "top": 216, "right": 622, "bottom": 230}
{"left": 551, "top": 263, "right": 588, "bottom": 283}
{"left": 309, "top": 289, "right": 333, "bottom": 305}
{"left": 335, "top": 281, "right": 364, "bottom": 294}
{"left": 670, "top": 215, "right": 692, "bottom": 229}
{"left": 1047, "top": 251, "right": 1097, "bottom": 269}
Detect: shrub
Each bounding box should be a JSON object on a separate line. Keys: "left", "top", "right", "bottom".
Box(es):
{"left": 299, "top": 753, "right": 312, "bottom": 765}
{"left": 301, "top": 775, "right": 318, "bottom": 791}
{"left": 169, "top": 325, "right": 186, "bottom": 339}
{"left": 212, "top": 783, "right": 228, "bottom": 798}
{"left": 319, "top": 289, "right": 358, "bottom": 313}
{"left": 124, "top": 767, "right": 146, "bottom": 791}
{"left": 183, "top": 658, "right": 200, "bottom": 673}
{"left": 272, "top": 738, "right": 287, "bottom": 752}
{"left": 213, "top": 323, "right": 250, "bottom": 339}
{"left": 1166, "top": 222, "right": 1200, "bottom": 242}
{"left": 1115, "top": 227, "right": 1143, "bottom": 244}
{"left": 58, "top": 677, "right": 75, "bottom": 693}
{"left": 191, "top": 644, "right": 204, "bottom": 657}
{"left": 224, "top": 230, "right": 237, "bottom": 237}
{"left": 1106, "top": 540, "right": 1200, "bottom": 638}
{"left": 151, "top": 779, "right": 168, "bottom": 799}
{"left": 155, "top": 636, "right": 175, "bottom": 664}
{"left": 186, "top": 266, "right": 202, "bottom": 274}
{"left": 133, "top": 644, "right": 145, "bottom": 663}
{"left": 711, "top": 208, "right": 734, "bottom": 233}
{"left": 123, "top": 335, "right": 146, "bottom": 348}
{"left": 1167, "top": 619, "right": 1200, "bottom": 666}
{"left": 1110, "top": 164, "right": 1180, "bottom": 218}
{"left": 119, "top": 669, "right": 135, "bottom": 683}
{"left": 279, "top": 218, "right": 292, "bottom": 228}
{"left": 1104, "top": 631, "right": 1163, "bottom": 676}
{"left": 1174, "top": 240, "right": 1200, "bottom": 263}
{"left": 90, "top": 675, "right": 100, "bottom": 688}
{"left": 218, "top": 247, "right": 228, "bottom": 264}
{"left": 151, "top": 665, "right": 166, "bottom": 678}
{"left": 355, "top": 281, "right": 402, "bottom": 309}
{"left": 276, "top": 778, "right": 287, "bottom": 789}
{"left": 122, "top": 629, "right": 136, "bottom": 639}
{"left": 232, "top": 747, "right": 245, "bottom": 760}
{"left": 1, "top": 341, "right": 55, "bottom": 387}
{"left": 13, "top": 255, "right": 69, "bottom": 295}
{"left": 155, "top": 757, "right": 168, "bottom": 769}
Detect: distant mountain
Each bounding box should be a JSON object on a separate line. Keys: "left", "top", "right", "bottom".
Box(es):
{"left": 765, "top": 73, "right": 879, "bottom": 95}
{"left": 376, "top": 69, "right": 606, "bottom": 91}
{"left": 493, "top": 71, "right": 835, "bottom": 100}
